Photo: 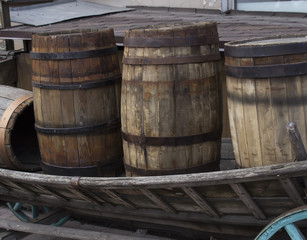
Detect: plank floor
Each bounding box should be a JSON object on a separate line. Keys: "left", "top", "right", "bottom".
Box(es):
{"left": 0, "top": 7, "right": 306, "bottom": 47}
{"left": 0, "top": 204, "right": 172, "bottom": 240}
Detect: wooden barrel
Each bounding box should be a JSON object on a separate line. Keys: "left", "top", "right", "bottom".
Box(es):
{"left": 0, "top": 85, "right": 40, "bottom": 171}
{"left": 122, "top": 22, "right": 222, "bottom": 176}
{"left": 225, "top": 35, "right": 307, "bottom": 168}
{"left": 31, "top": 29, "right": 123, "bottom": 177}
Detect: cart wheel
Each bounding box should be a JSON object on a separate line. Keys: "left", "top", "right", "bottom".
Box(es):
{"left": 255, "top": 206, "right": 307, "bottom": 240}
{"left": 7, "top": 202, "right": 50, "bottom": 222}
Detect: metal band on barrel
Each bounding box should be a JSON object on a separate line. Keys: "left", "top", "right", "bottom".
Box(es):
{"left": 123, "top": 54, "right": 220, "bottom": 65}
{"left": 32, "top": 75, "right": 121, "bottom": 90}
{"left": 41, "top": 158, "right": 123, "bottom": 177}
{"left": 225, "top": 41, "right": 307, "bottom": 58}
{"left": 121, "top": 129, "right": 221, "bottom": 147}
{"left": 124, "top": 161, "right": 219, "bottom": 176}
{"left": 30, "top": 46, "right": 117, "bottom": 60}
{"left": 35, "top": 118, "right": 120, "bottom": 135}
{"left": 226, "top": 62, "right": 307, "bottom": 78}
{"left": 124, "top": 35, "right": 219, "bottom": 47}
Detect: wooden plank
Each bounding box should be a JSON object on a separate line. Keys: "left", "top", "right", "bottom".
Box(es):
{"left": 0, "top": 181, "right": 10, "bottom": 191}
{"left": 182, "top": 187, "right": 220, "bottom": 217}
{"left": 102, "top": 189, "right": 135, "bottom": 209}
{"left": 286, "top": 122, "right": 307, "bottom": 161}
{"left": 286, "top": 122, "right": 307, "bottom": 187}
{"left": 0, "top": 208, "right": 70, "bottom": 240}
{"left": 0, "top": 1, "right": 14, "bottom": 50}
{"left": 279, "top": 178, "right": 305, "bottom": 206}
{"left": 0, "top": 219, "right": 161, "bottom": 240}
{"left": 254, "top": 71, "right": 276, "bottom": 166}
{"left": 230, "top": 183, "right": 266, "bottom": 220}
{"left": 140, "top": 189, "right": 176, "bottom": 214}
{"left": 68, "top": 188, "right": 102, "bottom": 206}
{"left": 32, "top": 184, "right": 69, "bottom": 202}
{"left": 2, "top": 181, "right": 37, "bottom": 195}
{"left": 16, "top": 53, "right": 32, "bottom": 91}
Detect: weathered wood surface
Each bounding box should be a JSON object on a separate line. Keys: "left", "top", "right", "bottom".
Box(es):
{"left": 0, "top": 85, "right": 39, "bottom": 171}
{"left": 0, "top": 157, "right": 306, "bottom": 237}
{"left": 16, "top": 53, "right": 32, "bottom": 91}
{"left": 0, "top": 139, "right": 305, "bottom": 238}
{"left": 31, "top": 29, "right": 123, "bottom": 177}
{"left": 225, "top": 36, "right": 307, "bottom": 168}
{"left": 122, "top": 22, "right": 222, "bottom": 176}
{"left": 0, "top": 56, "right": 17, "bottom": 87}
{"left": 0, "top": 219, "right": 168, "bottom": 240}
{"left": 287, "top": 122, "right": 307, "bottom": 161}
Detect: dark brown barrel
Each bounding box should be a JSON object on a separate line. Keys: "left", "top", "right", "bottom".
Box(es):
{"left": 225, "top": 35, "right": 307, "bottom": 168}
{"left": 0, "top": 85, "right": 40, "bottom": 171}
{"left": 31, "top": 29, "right": 123, "bottom": 177}
{"left": 122, "top": 22, "right": 222, "bottom": 176}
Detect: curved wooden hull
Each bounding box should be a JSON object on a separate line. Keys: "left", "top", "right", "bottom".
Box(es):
{"left": 0, "top": 148, "right": 306, "bottom": 238}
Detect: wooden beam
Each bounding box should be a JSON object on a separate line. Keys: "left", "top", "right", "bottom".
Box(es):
{"left": 230, "top": 183, "right": 266, "bottom": 220}
{"left": 140, "top": 189, "right": 176, "bottom": 214}
{"left": 69, "top": 188, "right": 102, "bottom": 206}
{"left": 0, "top": 219, "right": 159, "bottom": 240}
{"left": 279, "top": 178, "right": 305, "bottom": 206}
{"left": 286, "top": 122, "right": 307, "bottom": 161}
{"left": 0, "top": 1, "right": 14, "bottom": 50}
{"left": 182, "top": 187, "right": 220, "bottom": 218}
{"left": 286, "top": 122, "right": 307, "bottom": 187}
{"left": 33, "top": 184, "right": 69, "bottom": 202}
{"left": 3, "top": 181, "right": 37, "bottom": 195}
{"left": 0, "top": 208, "right": 70, "bottom": 240}
{"left": 101, "top": 189, "right": 135, "bottom": 209}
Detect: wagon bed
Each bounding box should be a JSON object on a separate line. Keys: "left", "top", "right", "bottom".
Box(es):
{"left": 0, "top": 139, "right": 306, "bottom": 239}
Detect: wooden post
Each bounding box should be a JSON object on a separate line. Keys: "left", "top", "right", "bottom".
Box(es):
{"left": 0, "top": 0, "right": 14, "bottom": 50}
{"left": 286, "top": 122, "right": 307, "bottom": 161}
{"left": 286, "top": 121, "right": 307, "bottom": 188}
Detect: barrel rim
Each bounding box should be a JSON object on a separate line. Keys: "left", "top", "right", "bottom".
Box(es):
{"left": 224, "top": 34, "right": 307, "bottom": 58}
{"left": 125, "top": 21, "right": 217, "bottom": 35}
{"left": 124, "top": 161, "right": 220, "bottom": 176}
{"left": 123, "top": 35, "right": 219, "bottom": 48}
{"left": 32, "top": 27, "right": 113, "bottom": 37}
{"left": 0, "top": 94, "right": 40, "bottom": 171}
{"left": 41, "top": 158, "right": 123, "bottom": 177}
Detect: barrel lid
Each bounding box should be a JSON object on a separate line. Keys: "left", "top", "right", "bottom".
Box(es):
{"left": 126, "top": 21, "right": 216, "bottom": 31}
{"left": 124, "top": 22, "right": 219, "bottom": 47}
{"left": 224, "top": 35, "right": 307, "bottom": 57}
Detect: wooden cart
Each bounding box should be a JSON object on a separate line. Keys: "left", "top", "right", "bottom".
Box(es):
{"left": 0, "top": 138, "right": 306, "bottom": 239}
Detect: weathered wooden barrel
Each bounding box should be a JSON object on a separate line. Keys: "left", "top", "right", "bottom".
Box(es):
{"left": 31, "top": 29, "right": 123, "bottom": 177}
{"left": 122, "top": 22, "right": 222, "bottom": 176}
{"left": 225, "top": 35, "right": 307, "bottom": 168}
{"left": 0, "top": 85, "right": 40, "bottom": 171}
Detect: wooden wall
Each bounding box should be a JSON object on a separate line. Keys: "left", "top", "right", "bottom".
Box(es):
{"left": 0, "top": 56, "right": 18, "bottom": 86}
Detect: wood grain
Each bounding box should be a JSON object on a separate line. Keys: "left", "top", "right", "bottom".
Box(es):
{"left": 122, "top": 22, "right": 222, "bottom": 176}
{"left": 32, "top": 29, "right": 123, "bottom": 176}
{"left": 225, "top": 36, "right": 307, "bottom": 167}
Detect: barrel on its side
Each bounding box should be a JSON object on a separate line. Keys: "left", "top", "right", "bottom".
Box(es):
{"left": 225, "top": 36, "right": 307, "bottom": 168}
{"left": 122, "top": 22, "right": 222, "bottom": 176}
{"left": 31, "top": 29, "right": 123, "bottom": 177}
{"left": 0, "top": 85, "right": 40, "bottom": 171}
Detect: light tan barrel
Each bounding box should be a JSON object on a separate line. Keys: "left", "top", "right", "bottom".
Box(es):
{"left": 31, "top": 29, "right": 123, "bottom": 177}
{"left": 225, "top": 35, "right": 307, "bottom": 168}
{"left": 122, "top": 22, "right": 222, "bottom": 176}
{"left": 0, "top": 85, "right": 40, "bottom": 171}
